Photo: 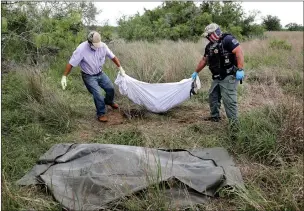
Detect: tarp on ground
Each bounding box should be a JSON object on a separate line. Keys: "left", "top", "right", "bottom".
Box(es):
{"left": 114, "top": 74, "right": 201, "bottom": 113}
{"left": 17, "top": 144, "right": 244, "bottom": 210}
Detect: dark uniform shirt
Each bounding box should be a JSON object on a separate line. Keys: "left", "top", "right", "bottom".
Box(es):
{"left": 204, "top": 34, "right": 240, "bottom": 79}
{"left": 204, "top": 34, "right": 240, "bottom": 57}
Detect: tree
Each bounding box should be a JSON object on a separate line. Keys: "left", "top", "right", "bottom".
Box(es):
{"left": 285, "top": 23, "right": 304, "bottom": 31}
{"left": 1, "top": 2, "right": 100, "bottom": 65}
{"left": 262, "top": 15, "right": 281, "bottom": 31}
{"left": 118, "top": 1, "right": 263, "bottom": 42}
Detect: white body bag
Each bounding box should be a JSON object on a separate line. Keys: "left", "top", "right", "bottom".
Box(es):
{"left": 115, "top": 74, "right": 201, "bottom": 113}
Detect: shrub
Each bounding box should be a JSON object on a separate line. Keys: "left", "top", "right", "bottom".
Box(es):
{"left": 269, "top": 39, "right": 292, "bottom": 50}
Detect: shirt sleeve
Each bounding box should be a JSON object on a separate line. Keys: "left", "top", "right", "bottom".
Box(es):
{"left": 203, "top": 43, "right": 210, "bottom": 57}
{"left": 105, "top": 44, "right": 115, "bottom": 59}
{"left": 223, "top": 35, "right": 240, "bottom": 52}
{"left": 69, "top": 47, "right": 83, "bottom": 67}
{"left": 203, "top": 47, "right": 208, "bottom": 57}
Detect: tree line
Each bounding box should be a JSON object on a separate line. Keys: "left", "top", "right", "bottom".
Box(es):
{"left": 118, "top": 1, "right": 303, "bottom": 42}
{"left": 1, "top": 1, "right": 302, "bottom": 66}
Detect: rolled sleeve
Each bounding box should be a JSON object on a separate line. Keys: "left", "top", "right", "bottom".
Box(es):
{"left": 203, "top": 46, "right": 208, "bottom": 57}
{"left": 69, "top": 47, "right": 83, "bottom": 67}
{"left": 224, "top": 35, "right": 240, "bottom": 52}
{"left": 203, "top": 43, "right": 211, "bottom": 57}
{"left": 105, "top": 44, "right": 115, "bottom": 59}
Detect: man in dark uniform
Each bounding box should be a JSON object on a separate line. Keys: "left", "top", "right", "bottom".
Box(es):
{"left": 191, "top": 23, "right": 244, "bottom": 126}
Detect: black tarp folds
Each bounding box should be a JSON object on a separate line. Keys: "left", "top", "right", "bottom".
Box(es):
{"left": 17, "top": 144, "right": 244, "bottom": 210}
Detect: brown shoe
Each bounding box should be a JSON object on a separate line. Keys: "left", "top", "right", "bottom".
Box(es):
{"left": 98, "top": 115, "right": 108, "bottom": 122}
{"left": 108, "top": 103, "right": 119, "bottom": 109}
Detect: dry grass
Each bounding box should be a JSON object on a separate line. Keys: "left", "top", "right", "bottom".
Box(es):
{"left": 107, "top": 39, "right": 209, "bottom": 83}
{"left": 277, "top": 98, "right": 304, "bottom": 160}
{"left": 2, "top": 173, "right": 60, "bottom": 210}
{"left": 235, "top": 157, "right": 304, "bottom": 211}
{"left": 238, "top": 81, "right": 285, "bottom": 112}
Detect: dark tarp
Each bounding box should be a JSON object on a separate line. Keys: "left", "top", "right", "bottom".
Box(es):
{"left": 17, "top": 144, "right": 244, "bottom": 210}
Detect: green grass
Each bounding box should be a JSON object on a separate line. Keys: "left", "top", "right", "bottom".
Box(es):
{"left": 93, "top": 128, "right": 144, "bottom": 146}
{"left": 229, "top": 107, "right": 281, "bottom": 164}
{"left": 1, "top": 68, "right": 80, "bottom": 210}
{"left": 228, "top": 159, "right": 303, "bottom": 211}
{"left": 269, "top": 39, "right": 292, "bottom": 51}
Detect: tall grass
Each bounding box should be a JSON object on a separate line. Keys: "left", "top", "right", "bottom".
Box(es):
{"left": 106, "top": 32, "right": 303, "bottom": 86}
{"left": 223, "top": 94, "right": 303, "bottom": 211}
{"left": 228, "top": 97, "right": 303, "bottom": 164}
{"left": 231, "top": 158, "right": 303, "bottom": 211}
{"left": 2, "top": 67, "right": 77, "bottom": 133}
{"left": 105, "top": 39, "right": 209, "bottom": 83}
{"left": 1, "top": 67, "right": 81, "bottom": 210}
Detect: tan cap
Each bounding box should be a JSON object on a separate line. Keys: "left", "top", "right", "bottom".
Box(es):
{"left": 87, "top": 31, "right": 102, "bottom": 48}
{"left": 202, "top": 23, "right": 220, "bottom": 37}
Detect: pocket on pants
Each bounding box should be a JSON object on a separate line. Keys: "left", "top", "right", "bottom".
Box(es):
{"left": 208, "top": 80, "right": 220, "bottom": 95}
{"left": 225, "top": 76, "right": 237, "bottom": 91}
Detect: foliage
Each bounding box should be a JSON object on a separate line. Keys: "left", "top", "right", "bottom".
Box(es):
{"left": 118, "top": 1, "right": 265, "bottom": 42}
{"left": 88, "top": 24, "right": 118, "bottom": 43}
{"left": 269, "top": 39, "right": 292, "bottom": 51}
{"left": 1, "top": 2, "right": 100, "bottom": 65}
{"left": 285, "top": 22, "right": 304, "bottom": 31}
{"left": 262, "top": 15, "right": 282, "bottom": 31}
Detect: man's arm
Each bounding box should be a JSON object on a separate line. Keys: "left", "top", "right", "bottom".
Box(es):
{"left": 105, "top": 44, "right": 125, "bottom": 75}
{"left": 61, "top": 45, "right": 83, "bottom": 90}
{"left": 105, "top": 44, "right": 121, "bottom": 68}
{"left": 63, "top": 64, "right": 73, "bottom": 76}
{"left": 195, "top": 56, "right": 208, "bottom": 73}
{"left": 61, "top": 64, "right": 73, "bottom": 90}
{"left": 111, "top": 57, "right": 121, "bottom": 67}
{"left": 111, "top": 56, "right": 126, "bottom": 76}
{"left": 232, "top": 46, "right": 244, "bottom": 69}
{"left": 232, "top": 45, "right": 245, "bottom": 82}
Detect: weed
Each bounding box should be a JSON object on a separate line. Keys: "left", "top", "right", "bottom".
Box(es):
{"left": 228, "top": 106, "right": 281, "bottom": 164}
{"left": 231, "top": 159, "right": 303, "bottom": 211}
{"left": 94, "top": 128, "right": 144, "bottom": 146}
{"left": 17, "top": 68, "right": 77, "bottom": 133}
{"left": 269, "top": 39, "right": 292, "bottom": 51}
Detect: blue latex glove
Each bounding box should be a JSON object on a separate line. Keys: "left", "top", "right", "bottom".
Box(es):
{"left": 236, "top": 69, "right": 244, "bottom": 80}
{"left": 191, "top": 72, "right": 198, "bottom": 80}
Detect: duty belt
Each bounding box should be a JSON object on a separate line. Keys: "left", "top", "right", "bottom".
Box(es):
{"left": 212, "top": 66, "right": 242, "bottom": 84}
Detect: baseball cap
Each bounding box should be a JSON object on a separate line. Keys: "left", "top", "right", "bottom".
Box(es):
{"left": 202, "top": 23, "right": 221, "bottom": 37}
{"left": 87, "top": 31, "right": 102, "bottom": 48}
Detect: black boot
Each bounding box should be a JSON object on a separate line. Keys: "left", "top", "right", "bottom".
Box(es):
{"left": 203, "top": 116, "right": 221, "bottom": 122}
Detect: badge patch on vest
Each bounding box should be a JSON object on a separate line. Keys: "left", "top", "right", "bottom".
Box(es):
{"left": 214, "top": 49, "right": 218, "bottom": 54}
{"left": 232, "top": 39, "right": 239, "bottom": 45}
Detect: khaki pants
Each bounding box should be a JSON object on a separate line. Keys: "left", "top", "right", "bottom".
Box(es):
{"left": 208, "top": 75, "right": 239, "bottom": 123}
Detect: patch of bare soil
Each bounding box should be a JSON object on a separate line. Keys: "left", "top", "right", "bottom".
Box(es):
{"left": 72, "top": 83, "right": 284, "bottom": 143}
{"left": 71, "top": 102, "right": 229, "bottom": 147}
{"left": 169, "top": 105, "right": 228, "bottom": 124}
{"left": 74, "top": 106, "right": 127, "bottom": 134}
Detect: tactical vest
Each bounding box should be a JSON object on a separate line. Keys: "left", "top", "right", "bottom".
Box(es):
{"left": 207, "top": 33, "right": 237, "bottom": 80}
